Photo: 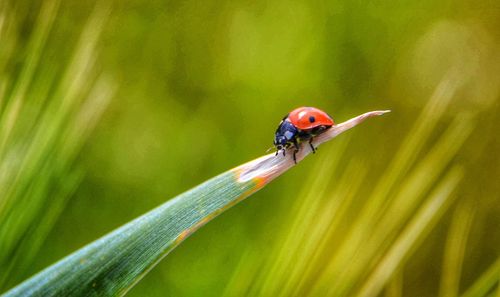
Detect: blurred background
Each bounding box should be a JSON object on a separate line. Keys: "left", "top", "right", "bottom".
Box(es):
{"left": 0, "top": 0, "right": 499, "bottom": 296}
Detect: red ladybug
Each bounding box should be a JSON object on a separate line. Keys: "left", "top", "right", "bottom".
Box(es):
{"left": 274, "top": 107, "right": 334, "bottom": 163}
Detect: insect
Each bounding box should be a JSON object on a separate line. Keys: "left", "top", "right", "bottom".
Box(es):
{"left": 274, "top": 107, "right": 334, "bottom": 163}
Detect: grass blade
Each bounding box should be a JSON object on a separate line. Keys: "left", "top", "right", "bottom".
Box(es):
{"left": 3, "top": 111, "right": 388, "bottom": 297}
{"left": 461, "top": 257, "right": 500, "bottom": 297}
{"left": 439, "top": 199, "right": 476, "bottom": 297}
{"left": 0, "top": 1, "right": 114, "bottom": 289}
{"left": 355, "top": 166, "right": 464, "bottom": 297}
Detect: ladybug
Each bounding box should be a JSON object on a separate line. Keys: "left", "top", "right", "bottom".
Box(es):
{"left": 274, "top": 107, "right": 334, "bottom": 163}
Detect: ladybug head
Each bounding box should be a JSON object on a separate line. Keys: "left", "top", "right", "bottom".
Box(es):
{"left": 274, "top": 135, "right": 288, "bottom": 150}
{"left": 274, "top": 120, "right": 298, "bottom": 151}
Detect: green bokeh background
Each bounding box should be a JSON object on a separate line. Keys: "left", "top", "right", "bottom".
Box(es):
{"left": 2, "top": 0, "right": 499, "bottom": 296}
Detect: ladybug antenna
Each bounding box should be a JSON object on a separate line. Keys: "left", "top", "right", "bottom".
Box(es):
{"left": 266, "top": 146, "right": 275, "bottom": 153}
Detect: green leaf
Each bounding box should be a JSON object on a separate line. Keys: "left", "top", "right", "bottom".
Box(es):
{"left": 3, "top": 111, "right": 389, "bottom": 297}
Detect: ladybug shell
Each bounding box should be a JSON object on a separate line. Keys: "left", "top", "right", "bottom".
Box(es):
{"left": 287, "top": 107, "right": 334, "bottom": 130}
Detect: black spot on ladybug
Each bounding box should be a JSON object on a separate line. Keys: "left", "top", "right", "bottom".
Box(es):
{"left": 309, "top": 116, "right": 316, "bottom": 123}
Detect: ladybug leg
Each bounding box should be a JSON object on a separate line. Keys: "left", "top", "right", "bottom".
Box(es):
{"left": 309, "top": 139, "right": 316, "bottom": 153}
{"left": 292, "top": 139, "right": 300, "bottom": 164}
